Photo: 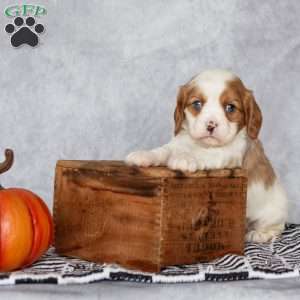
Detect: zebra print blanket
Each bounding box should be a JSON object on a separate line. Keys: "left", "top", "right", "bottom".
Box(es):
{"left": 1, "top": 223, "right": 299, "bottom": 285}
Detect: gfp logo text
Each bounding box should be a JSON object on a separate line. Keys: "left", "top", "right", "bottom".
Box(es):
{"left": 5, "top": 4, "right": 46, "bottom": 17}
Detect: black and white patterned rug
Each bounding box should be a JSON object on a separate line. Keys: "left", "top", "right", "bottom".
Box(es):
{"left": 1, "top": 223, "right": 300, "bottom": 285}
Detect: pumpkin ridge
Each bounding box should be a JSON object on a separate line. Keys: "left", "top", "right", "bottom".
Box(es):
{"left": 14, "top": 189, "right": 36, "bottom": 268}
{"left": 23, "top": 194, "right": 38, "bottom": 266}
{"left": 14, "top": 189, "right": 42, "bottom": 267}
{"left": 38, "top": 196, "right": 53, "bottom": 247}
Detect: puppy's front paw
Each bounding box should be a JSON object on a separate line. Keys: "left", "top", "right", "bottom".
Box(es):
{"left": 246, "top": 224, "right": 284, "bottom": 243}
{"left": 167, "top": 153, "right": 198, "bottom": 172}
{"left": 125, "top": 151, "right": 160, "bottom": 167}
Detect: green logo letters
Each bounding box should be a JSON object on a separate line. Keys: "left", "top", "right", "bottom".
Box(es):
{"left": 5, "top": 4, "right": 47, "bottom": 17}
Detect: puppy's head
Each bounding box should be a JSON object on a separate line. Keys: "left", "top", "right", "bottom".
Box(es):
{"left": 174, "top": 69, "right": 262, "bottom": 147}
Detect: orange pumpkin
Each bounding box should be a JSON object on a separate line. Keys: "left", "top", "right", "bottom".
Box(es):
{"left": 0, "top": 149, "right": 53, "bottom": 272}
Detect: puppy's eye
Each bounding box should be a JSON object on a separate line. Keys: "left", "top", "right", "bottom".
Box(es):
{"left": 225, "top": 104, "right": 236, "bottom": 113}
{"left": 191, "top": 100, "right": 203, "bottom": 112}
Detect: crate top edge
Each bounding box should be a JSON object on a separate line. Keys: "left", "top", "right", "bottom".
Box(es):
{"left": 56, "top": 160, "right": 246, "bottom": 178}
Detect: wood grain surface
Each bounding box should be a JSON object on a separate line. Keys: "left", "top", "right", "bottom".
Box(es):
{"left": 54, "top": 160, "right": 247, "bottom": 272}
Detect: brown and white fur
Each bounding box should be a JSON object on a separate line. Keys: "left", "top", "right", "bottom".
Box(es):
{"left": 126, "top": 69, "right": 288, "bottom": 243}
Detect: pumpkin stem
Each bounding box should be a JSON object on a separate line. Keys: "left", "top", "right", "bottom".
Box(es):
{"left": 0, "top": 149, "right": 14, "bottom": 175}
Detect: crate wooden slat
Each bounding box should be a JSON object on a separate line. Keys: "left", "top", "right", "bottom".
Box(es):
{"left": 53, "top": 160, "right": 247, "bottom": 273}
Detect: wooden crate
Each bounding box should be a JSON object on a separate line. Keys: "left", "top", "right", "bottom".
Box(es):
{"left": 53, "top": 160, "right": 247, "bottom": 273}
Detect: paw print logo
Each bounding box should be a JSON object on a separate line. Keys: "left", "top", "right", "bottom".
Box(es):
{"left": 5, "top": 17, "right": 44, "bottom": 47}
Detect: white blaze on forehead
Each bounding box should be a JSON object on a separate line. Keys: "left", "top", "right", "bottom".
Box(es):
{"left": 191, "top": 69, "right": 237, "bottom": 99}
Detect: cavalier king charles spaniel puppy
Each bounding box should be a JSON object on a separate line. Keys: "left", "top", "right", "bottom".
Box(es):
{"left": 126, "top": 69, "right": 288, "bottom": 243}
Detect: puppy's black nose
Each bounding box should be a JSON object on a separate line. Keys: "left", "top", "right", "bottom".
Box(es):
{"left": 206, "top": 121, "right": 218, "bottom": 134}
{"left": 207, "top": 125, "right": 215, "bottom": 134}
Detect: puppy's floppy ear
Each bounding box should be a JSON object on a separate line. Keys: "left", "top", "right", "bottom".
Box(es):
{"left": 174, "top": 85, "right": 187, "bottom": 135}
{"left": 243, "top": 89, "right": 262, "bottom": 139}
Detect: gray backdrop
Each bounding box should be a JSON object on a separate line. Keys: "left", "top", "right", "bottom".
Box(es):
{"left": 0, "top": 0, "right": 299, "bottom": 222}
